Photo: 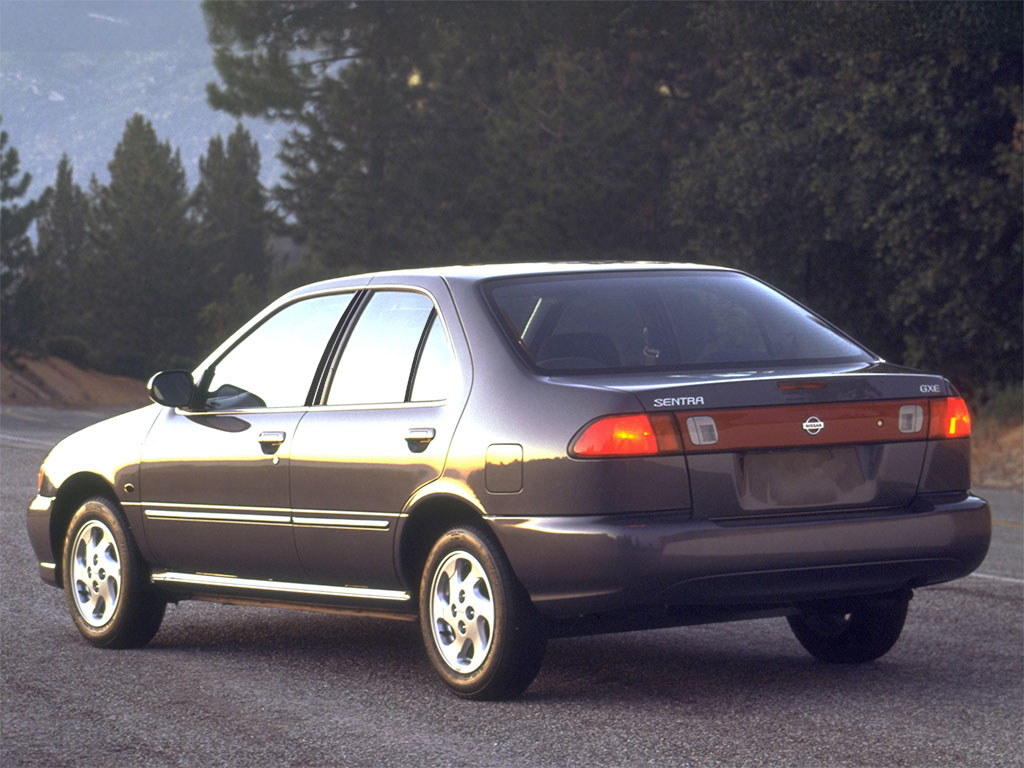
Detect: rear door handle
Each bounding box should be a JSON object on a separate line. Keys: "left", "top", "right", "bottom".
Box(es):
{"left": 405, "top": 428, "right": 436, "bottom": 453}
{"left": 258, "top": 431, "right": 286, "bottom": 455}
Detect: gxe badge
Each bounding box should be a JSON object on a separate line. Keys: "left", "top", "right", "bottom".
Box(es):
{"left": 802, "top": 416, "right": 825, "bottom": 435}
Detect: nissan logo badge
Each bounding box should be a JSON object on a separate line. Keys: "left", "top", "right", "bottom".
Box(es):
{"left": 802, "top": 416, "right": 825, "bottom": 435}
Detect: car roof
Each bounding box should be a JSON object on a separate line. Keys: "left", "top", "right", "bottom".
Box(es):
{"left": 291, "top": 261, "right": 734, "bottom": 298}
{"left": 375, "top": 261, "right": 727, "bottom": 280}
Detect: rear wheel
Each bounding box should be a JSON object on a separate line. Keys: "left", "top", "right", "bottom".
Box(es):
{"left": 419, "top": 526, "right": 546, "bottom": 700}
{"left": 63, "top": 497, "right": 165, "bottom": 649}
{"left": 787, "top": 595, "right": 909, "bottom": 663}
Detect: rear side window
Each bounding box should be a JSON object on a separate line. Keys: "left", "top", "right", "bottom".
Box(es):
{"left": 326, "top": 291, "right": 454, "bottom": 405}
{"left": 485, "top": 271, "right": 871, "bottom": 373}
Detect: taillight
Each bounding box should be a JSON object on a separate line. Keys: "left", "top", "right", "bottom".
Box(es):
{"left": 570, "top": 413, "right": 681, "bottom": 457}
{"left": 928, "top": 397, "right": 972, "bottom": 438}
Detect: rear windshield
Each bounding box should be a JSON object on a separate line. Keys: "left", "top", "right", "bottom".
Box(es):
{"left": 484, "top": 271, "right": 873, "bottom": 373}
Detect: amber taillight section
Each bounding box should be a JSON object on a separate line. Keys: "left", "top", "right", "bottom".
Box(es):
{"left": 928, "top": 396, "right": 971, "bottom": 438}
{"left": 571, "top": 413, "right": 680, "bottom": 457}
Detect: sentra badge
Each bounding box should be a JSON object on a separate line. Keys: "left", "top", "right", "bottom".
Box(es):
{"left": 802, "top": 416, "right": 825, "bottom": 435}
{"left": 653, "top": 396, "right": 705, "bottom": 408}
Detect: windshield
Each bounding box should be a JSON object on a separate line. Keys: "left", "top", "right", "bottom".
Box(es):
{"left": 484, "top": 271, "right": 873, "bottom": 373}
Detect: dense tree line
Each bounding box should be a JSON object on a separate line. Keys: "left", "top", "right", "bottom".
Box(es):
{"left": 1, "top": 116, "right": 270, "bottom": 376}
{"left": 1, "top": 2, "right": 1020, "bottom": 396}
{"left": 202, "top": 0, "right": 1020, "bottom": 395}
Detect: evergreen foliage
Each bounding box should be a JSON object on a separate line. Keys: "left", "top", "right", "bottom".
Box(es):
{"left": 32, "top": 155, "right": 91, "bottom": 359}
{"left": 0, "top": 116, "right": 39, "bottom": 353}
{"left": 192, "top": 123, "right": 273, "bottom": 351}
{"left": 1, "top": 3, "right": 1020, "bottom": 396}
{"left": 670, "top": 39, "right": 1022, "bottom": 391}
{"left": 202, "top": 0, "right": 1021, "bottom": 393}
{"left": 85, "top": 115, "right": 200, "bottom": 376}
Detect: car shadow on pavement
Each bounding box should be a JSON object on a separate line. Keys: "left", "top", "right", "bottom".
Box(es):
{"left": 141, "top": 602, "right": 962, "bottom": 704}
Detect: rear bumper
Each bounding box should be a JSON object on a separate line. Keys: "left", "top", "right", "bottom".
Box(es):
{"left": 489, "top": 493, "right": 991, "bottom": 619}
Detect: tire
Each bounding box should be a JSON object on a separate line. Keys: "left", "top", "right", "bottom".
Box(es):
{"left": 419, "top": 526, "right": 546, "bottom": 700}
{"left": 63, "top": 496, "right": 166, "bottom": 649}
{"left": 787, "top": 595, "right": 909, "bottom": 664}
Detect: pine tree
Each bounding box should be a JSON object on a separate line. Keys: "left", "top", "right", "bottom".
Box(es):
{"left": 201, "top": 2, "right": 1022, "bottom": 392}
{"left": 475, "top": 49, "right": 660, "bottom": 259}
{"left": 192, "top": 123, "right": 272, "bottom": 346}
{"left": 668, "top": 4, "right": 1023, "bottom": 390}
{"left": 201, "top": 3, "right": 684, "bottom": 268}
{"left": 0, "top": 116, "right": 38, "bottom": 354}
{"left": 203, "top": 2, "right": 503, "bottom": 270}
{"left": 32, "top": 154, "right": 91, "bottom": 360}
{"left": 87, "top": 114, "right": 200, "bottom": 376}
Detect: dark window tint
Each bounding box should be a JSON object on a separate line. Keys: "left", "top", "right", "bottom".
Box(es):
{"left": 486, "top": 271, "right": 871, "bottom": 373}
{"left": 327, "top": 291, "right": 435, "bottom": 405}
{"left": 205, "top": 293, "right": 353, "bottom": 410}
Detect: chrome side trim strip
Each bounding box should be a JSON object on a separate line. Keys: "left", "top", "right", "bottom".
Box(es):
{"left": 145, "top": 509, "right": 291, "bottom": 525}
{"left": 292, "top": 516, "right": 390, "bottom": 530}
{"left": 143, "top": 501, "right": 291, "bottom": 514}
{"left": 291, "top": 507, "right": 400, "bottom": 519}
{"left": 151, "top": 572, "right": 409, "bottom": 602}
{"left": 139, "top": 502, "right": 400, "bottom": 522}
{"left": 40, "top": 562, "right": 56, "bottom": 571}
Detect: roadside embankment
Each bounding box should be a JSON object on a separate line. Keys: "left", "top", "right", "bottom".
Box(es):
{"left": 0, "top": 354, "right": 148, "bottom": 407}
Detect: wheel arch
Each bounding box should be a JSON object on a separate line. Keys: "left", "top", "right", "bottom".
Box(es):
{"left": 50, "top": 473, "right": 119, "bottom": 588}
{"left": 397, "top": 492, "right": 493, "bottom": 600}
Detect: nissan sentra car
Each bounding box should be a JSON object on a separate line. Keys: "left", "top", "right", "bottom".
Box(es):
{"left": 27, "top": 262, "right": 991, "bottom": 699}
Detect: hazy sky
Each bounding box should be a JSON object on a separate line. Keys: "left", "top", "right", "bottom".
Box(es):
{"left": 0, "top": 1, "right": 213, "bottom": 53}
{"left": 0, "top": 0, "right": 284, "bottom": 192}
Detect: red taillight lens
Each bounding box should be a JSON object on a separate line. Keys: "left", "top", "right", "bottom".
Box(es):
{"left": 928, "top": 397, "right": 972, "bottom": 438}
{"left": 571, "top": 413, "right": 681, "bottom": 457}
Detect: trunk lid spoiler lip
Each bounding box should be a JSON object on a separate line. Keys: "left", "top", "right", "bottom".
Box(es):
{"left": 546, "top": 364, "right": 952, "bottom": 412}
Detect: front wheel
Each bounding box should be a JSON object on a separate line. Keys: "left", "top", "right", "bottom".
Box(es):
{"left": 787, "top": 594, "right": 909, "bottom": 664}
{"left": 419, "top": 526, "right": 546, "bottom": 700}
{"left": 63, "top": 497, "right": 166, "bottom": 649}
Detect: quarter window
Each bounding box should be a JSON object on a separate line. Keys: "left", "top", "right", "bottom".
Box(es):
{"left": 410, "top": 314, "right": 454, "bottom": 402}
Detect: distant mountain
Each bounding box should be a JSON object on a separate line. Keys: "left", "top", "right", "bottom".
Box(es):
{"left": 0, "top": 0, "right": 288, "bottom": 197}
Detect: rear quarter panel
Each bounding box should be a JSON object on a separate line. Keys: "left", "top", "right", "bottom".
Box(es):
{"left": 441, "top": 278, "right": 691, "bottom": 519}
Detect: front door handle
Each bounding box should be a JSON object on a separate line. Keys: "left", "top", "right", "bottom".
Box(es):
{"left": 258, "top": 431, "right": 286, "bottom": 455}
{"left": 405, "top": 428, "right": 436, "bottom": 453}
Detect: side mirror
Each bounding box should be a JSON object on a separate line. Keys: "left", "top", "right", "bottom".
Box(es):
{"left": 147, "top": 370, "right": 196, "bottom": 409}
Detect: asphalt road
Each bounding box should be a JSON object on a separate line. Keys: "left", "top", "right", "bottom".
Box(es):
{"left": 2, "top": 406, "right": 1021, "bottom": 768}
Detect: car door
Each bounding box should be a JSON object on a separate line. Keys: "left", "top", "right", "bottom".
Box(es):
{"left": 289, "top": 287, "right": 461, "bottom": 589}
{"left": 139, "top": 292, "right": 355, "bottom": 580}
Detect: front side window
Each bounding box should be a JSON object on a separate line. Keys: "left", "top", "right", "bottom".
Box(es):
{"left": 485, "top": 271, "right": 871, "bottom": 374}
{"left": 327, "top": 291, "right": 453, "bottom": 406}
{"left": 204, "top": 293, "right": 353, "bottom": 410}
